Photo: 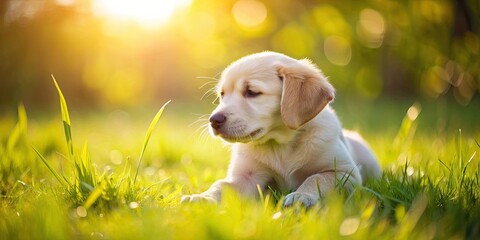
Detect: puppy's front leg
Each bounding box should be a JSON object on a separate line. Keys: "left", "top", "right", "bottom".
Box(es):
{"left": 181, "top": 173, "right": 265, "bottom": 203}
{"left": 180, "top": 179, "right": 231, "bottom": 203}
{"left": 283, "top": 171, "right": 360, "bottom": 208}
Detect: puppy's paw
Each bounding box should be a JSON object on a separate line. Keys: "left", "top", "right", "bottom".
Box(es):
{"left": 180, "top": 194, "right": 218, "bottom": 204}
{"left": 283, "top": 192, "right": 318, "bottom": 208}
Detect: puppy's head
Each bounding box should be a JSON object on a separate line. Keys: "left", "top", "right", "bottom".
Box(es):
{"left": 209, "top": 51, "right": 334, "bottom": 143}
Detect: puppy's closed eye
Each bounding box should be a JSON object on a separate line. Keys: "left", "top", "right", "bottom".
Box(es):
{"left": 244, "top": 87, "right": 261, "bottom": 98}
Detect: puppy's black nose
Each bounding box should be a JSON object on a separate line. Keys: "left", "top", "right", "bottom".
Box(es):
{"left": 209, "top": 113, "right": 227, "bottom": 130}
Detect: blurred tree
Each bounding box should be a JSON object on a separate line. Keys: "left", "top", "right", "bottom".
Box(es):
{"left": 0, "top": 0, "right": 478, "bottom": 109}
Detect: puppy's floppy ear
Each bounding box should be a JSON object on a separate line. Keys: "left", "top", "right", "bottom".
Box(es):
{"left": 277, "top": 59, "right": 335, "bottom": 129}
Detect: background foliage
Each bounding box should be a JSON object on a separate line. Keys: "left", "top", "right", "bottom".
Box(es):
{"left": 1, "top": 1, "right": 480, "bottom": 239}
{"left": 0, "top": 0, "right": 479, "bottom": 110}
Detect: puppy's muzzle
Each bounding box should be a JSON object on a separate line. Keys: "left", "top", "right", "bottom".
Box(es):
{"left": 209, "top": 112, "right": 227, "bottom": 130}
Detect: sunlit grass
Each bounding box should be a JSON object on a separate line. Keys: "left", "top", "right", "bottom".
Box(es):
{"left": 32, "top": 77, "right": 172, "bottom": 211}
{"left": 1, "top": 82, "right": 479, "bottom": 239}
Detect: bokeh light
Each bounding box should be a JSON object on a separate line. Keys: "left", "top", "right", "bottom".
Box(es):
{"left": 357, "top": 8, "right": 385, "bottom": 48}
{"left": 232, "top": 0, "right": 267, "bottom": 28}
{"left": 421, "top": 66, "right": 450, "bottom": 98}
{"left": 324, "top": 36, "right": 352, "bottom": 66}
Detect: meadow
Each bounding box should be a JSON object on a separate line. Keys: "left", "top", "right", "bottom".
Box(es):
{"left": 1, "top": 82, "right": 479, "bottom": 240}
{"left": 1, "top": 0, "right": 479, "bottom": 239}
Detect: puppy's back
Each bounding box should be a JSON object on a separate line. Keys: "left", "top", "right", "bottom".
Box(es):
{"left": 342, "top": 130, "right": 381, "bottom": 183}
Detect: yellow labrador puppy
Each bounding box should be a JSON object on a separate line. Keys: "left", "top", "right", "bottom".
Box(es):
{"left": 182, "top": 51, "right": 381, "bottom": 207}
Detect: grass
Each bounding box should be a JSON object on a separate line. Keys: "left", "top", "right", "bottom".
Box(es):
{"left": 0, "top": 80, "right": 479, "bottom": 239}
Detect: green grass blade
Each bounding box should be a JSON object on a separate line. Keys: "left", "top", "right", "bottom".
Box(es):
{"left": 83, "top": 184, "right": 103, "bottom": 209}
{"left": 438, "top": 158, "right": 451, "bottom": 172}
{"left": 33, "top": 147, "right": 69, "bottom": 186}
{"left": 133, "top": 100, "right": 171, "bottom": 185}
{"left": 7, "top": 103, "right": 28, "bottom": 151}
{"left": 52, "top": 74, "right": 74, "bottom": 160}
{"left": 460, "top": 151, "right": 476, "bottom": 193}
{"left": 257, "top": 184, "right": 265, "bottom": 204}
{"left": 393, "top": 103, "right": 421, "bottom": 150}
{"left": 81, "top": 141, "right": 94, "bottom": 183}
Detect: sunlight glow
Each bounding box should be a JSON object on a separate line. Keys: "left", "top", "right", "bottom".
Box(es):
{"left": 92, "top": 0, "right": 191, "bottom": 28}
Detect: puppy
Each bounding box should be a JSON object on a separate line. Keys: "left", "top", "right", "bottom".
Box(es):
{"left": 182, "top": 51, "right": 381, "bottom": 207}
